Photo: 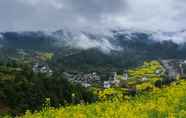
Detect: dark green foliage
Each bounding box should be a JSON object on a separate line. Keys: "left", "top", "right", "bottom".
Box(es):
{"left": 0, "top": 64, "right": 95, "bottom": 114}
{"left": 155, "top": 77, "right": 175, "bottom": 88}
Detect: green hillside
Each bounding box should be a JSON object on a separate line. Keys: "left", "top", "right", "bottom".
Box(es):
{"left": 1, "top": 60, "right": 186, "bottom": 118}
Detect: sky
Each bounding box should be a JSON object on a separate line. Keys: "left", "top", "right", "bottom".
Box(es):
{"left": 0, "top": 0, "right": 186, "bottom": 32}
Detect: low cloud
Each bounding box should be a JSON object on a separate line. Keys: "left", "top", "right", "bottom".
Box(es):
{"left": 0, "top": 34, "right": 3, "bottom": 39}
{"left": 62, "top": 33, "right": 122, "bottom": 53}
{"left": 0, "top": 34, "right": 4, "bottom": 40}
{"left": 152, "top": 30, "right": 186, "bottom": 44}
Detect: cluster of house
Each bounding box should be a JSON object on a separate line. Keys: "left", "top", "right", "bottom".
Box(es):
{"left": 32, "top": 63, "right": 53, "bottom": 76}
{"left": 62, "top": 70, "right": 132, "bottom": 88}
{"left": 62, "top": 72, "right": 101, "bottom": 88}
{"left": 177, "top": 60, "right": 186, "bottom": 77}
{"left": 62, "top": 70, "right": 151, "bottom": 89}
{"left": 103, "top": 71, "right": 129, "bottom": 88}
{"left": 30, "top": 59, "right": 186, "bottom": 89}
{"left": 103, "top": 69, "right": 164, "bottom": 88}
{"left": 160, "top": 59, "right": 186, "bottom": 80}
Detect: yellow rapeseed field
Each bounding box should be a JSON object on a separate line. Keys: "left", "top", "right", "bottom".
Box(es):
{"left": 19, "top": 80, "right": 186, "bottom": 118}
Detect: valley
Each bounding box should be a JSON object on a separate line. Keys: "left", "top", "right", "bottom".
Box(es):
{"left": 0, "top": 30, "right": 186, "bottom": 117}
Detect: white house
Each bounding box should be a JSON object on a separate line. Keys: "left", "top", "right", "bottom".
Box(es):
{"left": 141, "top": 77, "right": 148, "bottom": 81}
{"left": 123, "top": 71, "right": 129, "bottom": 80}
{"left": 32, "top": 63, "right": 53, "bottom": 76}
{"left": 103, "top": 81, "right": 112, "bottom": 88}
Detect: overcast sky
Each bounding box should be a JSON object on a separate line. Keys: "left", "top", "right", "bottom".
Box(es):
{"left": 0, "top": 0, "right": 186, "bottom": 32}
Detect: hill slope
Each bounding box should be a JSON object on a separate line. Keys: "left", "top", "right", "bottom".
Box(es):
{"left": 19, "top": 80, "right": 186, "bottom": 118}
{"left": 1, "top": 30, "right": 186, "bottom": 71}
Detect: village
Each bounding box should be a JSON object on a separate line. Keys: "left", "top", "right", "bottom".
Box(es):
{"left": 29, "top": 59, "right": 186, "bottom": 89}
{"left": 58, "top": 59, "right": 186, "bottom": 89}
{"left": 4, "top": 49, "right": 186, "bottom": 89}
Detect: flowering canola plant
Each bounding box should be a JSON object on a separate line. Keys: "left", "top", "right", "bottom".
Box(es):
{"left": 18, "top": 80, "right": 186, "bottom": 118}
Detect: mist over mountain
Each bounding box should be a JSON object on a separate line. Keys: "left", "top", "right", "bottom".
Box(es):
{"left": 1, "top": 0, "right": 186, "bottom": 57}
{"left": 0, "top": 29, "right": 186, "bottom": 51}
{"left": 0, "top": 29, "right": 186, "bottom": 62}
{"left": 1, "top": 29, "right": 186, "bottom": 72}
